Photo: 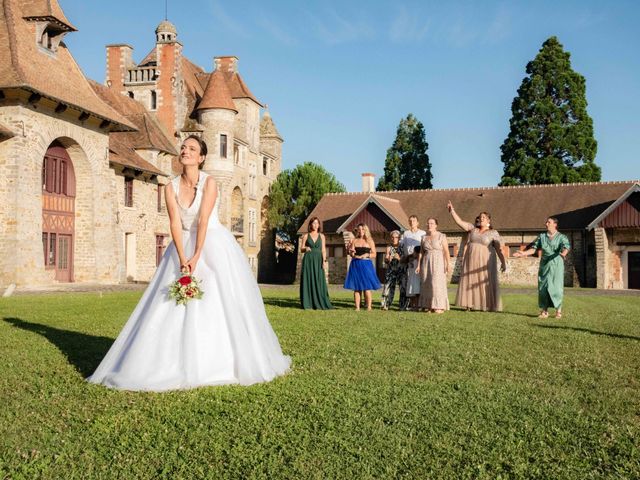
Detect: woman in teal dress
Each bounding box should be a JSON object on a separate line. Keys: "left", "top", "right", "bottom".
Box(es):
{"left": 300, "top": 217, "right": 333, "bottom": 310}
{"left": 513, "top": 217, "right": 570, "bottom": 318}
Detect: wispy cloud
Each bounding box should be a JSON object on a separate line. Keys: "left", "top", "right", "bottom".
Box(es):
{"left": 308, "top": 8, "right": 374, "bottom": 45}
{"left": 256, "top": 14, "right": 297, "bottom": 46}
{"left": 389, "top": 6, "right": 430, "bottom": 44}
{"left": 574, "top": 9, "right": 606, "bottom": 29}
{"left": 208, "top": 1, "right": 250, "bottom": 39}
{"left": 485, "top": 5, "right": 511, "bottom": 44}
{"left": 446, "top": 19, "right": 478, "bottom": 48}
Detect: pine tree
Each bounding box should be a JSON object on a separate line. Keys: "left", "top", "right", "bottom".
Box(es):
{"left": 500, "top": 36, "right": 600, "bottom": 185}
{"left": 377, "top": 114, "right": 433, "bottom": 191}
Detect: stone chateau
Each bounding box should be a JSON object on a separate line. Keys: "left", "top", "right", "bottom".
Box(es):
{"left": 0, "top": 0, "right": 282, "bottom": 289}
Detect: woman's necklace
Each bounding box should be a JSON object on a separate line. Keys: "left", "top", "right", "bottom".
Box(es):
{"left": 181, "top": 174, "right": 198, "bottom": 191}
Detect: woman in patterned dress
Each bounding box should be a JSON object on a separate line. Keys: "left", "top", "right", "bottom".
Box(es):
{"left": 447, "top": 201, "right": 506, "bottom": 312}
{"left": 416, "top": 218, "right": 450, "bottom": 313}
{"left": 381, "top": 230, "right": 406, "bottom": 310}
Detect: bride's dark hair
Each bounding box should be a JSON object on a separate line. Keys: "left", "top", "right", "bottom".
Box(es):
{"left": 184, "top": 135, "right": 208, "bottom": 169}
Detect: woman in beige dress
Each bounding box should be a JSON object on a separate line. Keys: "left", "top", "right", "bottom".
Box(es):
{"left": 416, "top": 218, "right": 450, "bottom": 313}
{"left": 447, "top": 201, "right": 506, "bottom": 312}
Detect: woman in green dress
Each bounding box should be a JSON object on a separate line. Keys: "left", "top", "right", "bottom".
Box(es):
{"left": 513, "top": 217, "right": 570, "bottom": 318}
{"left": 300, "top": 217, "right": 333, "bottom": 310}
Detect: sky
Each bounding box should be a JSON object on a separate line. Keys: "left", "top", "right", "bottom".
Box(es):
{"left": 60, "top": 0, "right": 640, "bottom": 192}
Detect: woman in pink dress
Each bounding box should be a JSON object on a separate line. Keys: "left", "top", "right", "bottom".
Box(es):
{"left": 416, "top": 218, "right": 450, "bottom": 313}
{"left": 447, "top": 201, "right": 506, "bottom": 312}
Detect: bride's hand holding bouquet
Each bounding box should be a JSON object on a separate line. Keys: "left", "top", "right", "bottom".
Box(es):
{"left": 169, "top": 262, "right": 204, "bottom": 305}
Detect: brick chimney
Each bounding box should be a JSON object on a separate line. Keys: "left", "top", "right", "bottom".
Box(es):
{"left": 105, "top": 44, "right": 133, "bottom": 91}
{"left": 156, "top": 41, "right": 182, "bottom": 138}
{"left": 214, "top": 56, "right": 238, "bottom": 73}
{"left": 362, "top": 173, "right": 376, "bottom": 193}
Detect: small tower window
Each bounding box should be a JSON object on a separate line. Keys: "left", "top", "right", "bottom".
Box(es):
{"left": 128, "top": 91, "right": 134, "bottom": 99}
{"left": 263, "top": 157, "right": 269, "bottom": 176}
{"left": 150, "top": 90, "right": 157, "bottom": 110}
{"left": 220, "top": 135, "right": 228, "bottom": 158}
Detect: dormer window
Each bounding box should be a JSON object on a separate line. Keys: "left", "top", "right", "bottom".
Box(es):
{"left": 26, "top": 17, "right": 74, "bottom": 54}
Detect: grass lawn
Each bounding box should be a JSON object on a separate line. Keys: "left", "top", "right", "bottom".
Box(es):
{"left": 1, "top": 288, "right": 639, "bottom": 479}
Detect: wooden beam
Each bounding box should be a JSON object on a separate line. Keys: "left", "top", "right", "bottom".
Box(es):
{"left": 0, "top": 90, "right": 5, "bottom": 100}
{"left": 99, "top": 120, "right": 111, "bottom": 129}
{"left": 28, "top": 92, "right": 42, "bottom": 104}
{"left": 55, "top": 103, "right": 67, "bottom": 114}
{"left": 78, "top": 112, "right": 90, "bottom": 121}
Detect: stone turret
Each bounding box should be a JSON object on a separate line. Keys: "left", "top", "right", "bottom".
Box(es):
{"left": 197, "top": 67, "right": 238, "bottom": 222}
{"left": 260, "top": 108, "right": 283, "bottom": 175}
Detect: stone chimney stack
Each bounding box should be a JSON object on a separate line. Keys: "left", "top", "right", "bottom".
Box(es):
{"left": 105, "top": 44, "right": 133, "bottom": 91}
{"left": 214, "top": 56, "right": 238, "bottom": 73}
{"left": 362, "top": 173, "right": 376, "bottom": 193}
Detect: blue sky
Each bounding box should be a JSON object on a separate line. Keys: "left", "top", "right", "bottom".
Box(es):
{"left": 61, "top": 0, "right": 640, "bottom": 191}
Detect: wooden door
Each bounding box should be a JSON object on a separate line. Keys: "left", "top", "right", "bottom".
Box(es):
{"left": 56, "top": 234, "right": 72, "bottom": 282}
{"left": 628, "top": 252, "right": 640, "bottom": 290}
{"left": 42, "top": 143, "right": 75, "bottom": 282}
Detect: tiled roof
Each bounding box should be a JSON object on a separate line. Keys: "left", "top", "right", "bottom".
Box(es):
{"left": 90, "top": 81, "right": 175, "bottom": 176}
{"left": 109, "top": 136, "right": 165, "bottom": 176}
{"left": 299, "top": 181, "right": 639, "bottom": 234}
{"left": 20, "top": 0, "right": 76, "bottom": 31}
{"left": 90, "top": 80, "right": 177, "bottom": 155}
{"left": 0, "top": 0, "right": 135, "bottom": 130}
{"left": 223, "top": 71, "right": 263, "bottom": 106}
{"left": 197, "top": 69, "right": 237, "bottom": 112}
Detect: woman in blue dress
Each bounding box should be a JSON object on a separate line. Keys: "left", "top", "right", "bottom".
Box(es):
{"left": 345, "top": 223, "right": 381, "bottom": 310}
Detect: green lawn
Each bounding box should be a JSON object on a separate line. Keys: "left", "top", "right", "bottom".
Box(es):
{"left": 1, "top": 288, "right": 639, "bottom": 479}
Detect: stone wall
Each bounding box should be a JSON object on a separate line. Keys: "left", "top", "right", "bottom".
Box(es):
{"left": 606, "top": 227, "right": 640, "bottom": 289}
{"left": 113, "top": 167, "right": 170, "bottom": 282}
{"left": 0, "top": 97, "right": 119, "bottom": 287}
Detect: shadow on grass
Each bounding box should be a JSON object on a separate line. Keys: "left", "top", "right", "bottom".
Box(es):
{"left": 2, "top": 317, "right": 114, "bottom": 377}
{"left": 262, "top": 296, "right": 356, "bottom": 310}
{"left": 533, "top": 323, "right": 640, "bottom": 342}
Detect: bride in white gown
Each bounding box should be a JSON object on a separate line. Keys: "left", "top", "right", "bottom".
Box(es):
{"left": 88, "top": 136, "right": 291, "bottom": 391}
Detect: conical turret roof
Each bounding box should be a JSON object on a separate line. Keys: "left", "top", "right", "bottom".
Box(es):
{"left": 197, "top": 70, "right": 237, "bottom": 112}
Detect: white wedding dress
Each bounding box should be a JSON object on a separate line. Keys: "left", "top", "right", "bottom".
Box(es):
{"left": 88, "top": 172, "right": 291, "bottom": 391}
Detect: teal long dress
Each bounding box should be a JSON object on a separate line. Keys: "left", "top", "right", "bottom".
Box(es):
{"left": 300, "top": 234, "right": 333, "bottom": 310}
{"left": 532, "top": 232, "right": 571, "bottom": 309}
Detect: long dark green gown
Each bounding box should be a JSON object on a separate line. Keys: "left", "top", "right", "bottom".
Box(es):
{"left": 300, "top": 235, "right": 333, "bottom": 310}
{"left": 532, "top": 232, "right": 571, "bottom": 309}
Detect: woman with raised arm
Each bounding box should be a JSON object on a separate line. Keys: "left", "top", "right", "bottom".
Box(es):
{"left": 513, "top": 217, "right": 570, "bottom": 318}
{"left": 416, "top": 218, "right": 450, "bottom": 313}
{"left": 344, "top": 223, "right": 380, "bottom": 311}
{"left": 88, "top": 135, "right": 290, "bottom": 391}
{"left": 447, "top": 201, "right": 506, "bottom": 312}
{"left": 300, "top": 217, "right": 333, "bottom": 310}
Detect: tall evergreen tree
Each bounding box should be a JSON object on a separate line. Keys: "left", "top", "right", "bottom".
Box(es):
{"left": 500, "top": 36, "right": 600, "bottom": 186}
{"left": 377, "top": 114, "right": 433, "bottom": 191}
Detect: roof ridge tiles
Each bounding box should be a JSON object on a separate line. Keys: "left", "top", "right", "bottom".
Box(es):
{"left": 324, "top": 180, "right": 638, "bottom": 197}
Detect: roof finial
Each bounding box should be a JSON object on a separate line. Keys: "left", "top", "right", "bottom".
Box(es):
{"left": 165, "top": 0, "right": 168, "bottom": 20}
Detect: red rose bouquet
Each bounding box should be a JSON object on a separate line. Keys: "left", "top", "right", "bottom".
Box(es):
{"left": 168, "top": 269, "right": 204, "bottom": 305}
